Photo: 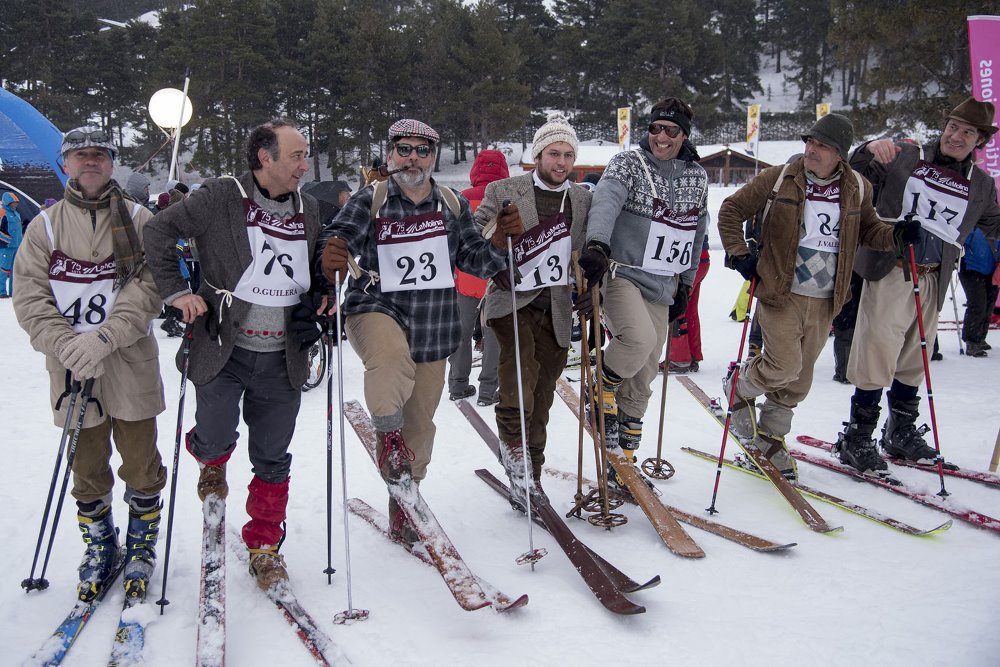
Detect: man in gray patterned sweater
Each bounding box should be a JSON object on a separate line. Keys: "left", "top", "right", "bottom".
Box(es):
{"left": 580, "top": 98, "right": 709, "bottom": 489}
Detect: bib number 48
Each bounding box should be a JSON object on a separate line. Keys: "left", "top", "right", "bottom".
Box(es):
{"left": 61, "top": 294, "right": 108, "bottom": 327}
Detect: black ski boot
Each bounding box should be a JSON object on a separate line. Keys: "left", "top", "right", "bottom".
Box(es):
{"left": 77, "top": 504, "right": 120, "bottom": 602}
{"left": 880, "top": 395, "right": 938, "bottom": 464}
{"left": 618, "top": 412, "right": 643, "bottom": 456}
{"left": 124, "top": 498, "right": 162, "bottom": 600}
{"left": 835, "top": 398, "right": 889, "bottom": 477}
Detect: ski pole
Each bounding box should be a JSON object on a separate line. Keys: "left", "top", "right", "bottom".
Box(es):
{"left": 332, "top": 271, "right": 369, "bottom": 624}
{"left": 948, "top": 273, "right": 965, "bottom": 355}
{"left": 157, "top": 324, "right": 194, "bottom": 613}
{"left": 990, "top": 425, "right": 1000, "bottom": 473}
{"left": 588, "top": 283, "right": 622, "bottom": 527}
{"left": 706, "top": 277, "right": 757, "bottom": 515}
{"left": 324, "top": 289, "right": 337, "bottom": 585}
{"left": 37, "top": 377, "right": 97, "bottom": 587}
{"left": 570, "top": 254, "right": 588, "bottom": 513}
{"left": 22, "top": 377, "right": 82, "bottom": 592}
{"left": 903, "top": 241, "right": 949, "bottom": 497}
{"left": 642, "top": 333, "right": 675, "bottom": 480}
{"left": 502, "top": 203, "right": 545, "bottom": 569}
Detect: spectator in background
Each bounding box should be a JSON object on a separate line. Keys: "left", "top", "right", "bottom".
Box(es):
{"left": 125, "top": 172, "right": 152, "bottom": 210}
{"left": 665, "top": 235, "right": 710, "bottom": 373}
{"left": 0, "top": 191, "right": 24, "bottom": 298}
{"left": 449, "top": 149, "right": 508, "bottom": 405}
{"left": 959, "top": 226, "right": 1000, "bottom": 357}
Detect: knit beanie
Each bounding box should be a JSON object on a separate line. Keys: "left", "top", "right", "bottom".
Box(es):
{"left": 125, "top": 172, "right": 151, "bottom": 202}
{"left": 532, "top": 113, "right": 579, "bottom": 160}
{"left": 801, "top": 113, "right": 854, "bottom": 161}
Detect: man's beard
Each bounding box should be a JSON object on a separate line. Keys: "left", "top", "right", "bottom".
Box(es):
{"left": 395, "top": 165, "right": 428, "bottom": 188}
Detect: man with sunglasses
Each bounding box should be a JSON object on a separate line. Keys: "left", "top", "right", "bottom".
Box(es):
{"left": 319, "top": 118, "right": 523, "bottom": 543}
{"left": 145, "top": 119, "right": 324, "bottom": 591}
{"left": 13, "top": 126, "right": 167, "bottom": 602}
{"left": 833, "top": 98, "right": 1000, "bottom": 477}
{"left": 579, "top": 98, "right": 709, "bottom": 489}
{"left": 718, "top": 113, "right": 901, "bottom": 481}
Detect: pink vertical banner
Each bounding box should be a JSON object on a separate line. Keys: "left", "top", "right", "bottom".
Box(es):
{"left": 968, "top": 15, "right": 1000, "bottom": 198}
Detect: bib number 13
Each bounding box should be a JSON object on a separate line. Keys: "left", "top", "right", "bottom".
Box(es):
{"left": 61, "top": 294, "right": 108, "bottom": 327}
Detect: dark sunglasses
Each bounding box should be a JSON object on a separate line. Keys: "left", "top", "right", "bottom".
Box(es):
{"left": 65, "top": 129, "right": 112, "bottom": 144}
{"left": 648, "top": 124, "right": 683, "bottom": 138}
{"left": 395, "top": 143, "right": 433, "bottom": 158}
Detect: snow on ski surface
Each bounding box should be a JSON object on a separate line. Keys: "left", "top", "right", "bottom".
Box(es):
{"left": 2, "top": 155, "right": 998, "bottom": 666}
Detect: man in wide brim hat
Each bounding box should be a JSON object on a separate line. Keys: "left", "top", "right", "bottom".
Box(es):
{"left": 943, "top": 96, "right": 999, "bottom": 145}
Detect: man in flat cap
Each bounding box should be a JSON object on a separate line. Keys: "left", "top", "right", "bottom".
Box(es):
{"left": 319, "top": 118, "right": 523, "bottom": 542}
{"left": 834, "top": 97, "right": 1000, "bottom": 477}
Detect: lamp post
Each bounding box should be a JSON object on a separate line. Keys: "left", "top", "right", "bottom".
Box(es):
{"left": 148, "top": 73, "right": 193, "bottom": 182}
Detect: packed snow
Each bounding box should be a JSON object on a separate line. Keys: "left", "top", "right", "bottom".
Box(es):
{"left": 2, "top": 161, "right": 999, "bottom": 666}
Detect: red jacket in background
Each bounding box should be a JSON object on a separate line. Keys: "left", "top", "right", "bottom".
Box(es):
{"left": 457, "top": 149, "right": 510, "bottom": 299}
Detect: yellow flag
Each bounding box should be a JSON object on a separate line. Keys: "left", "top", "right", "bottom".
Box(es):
{"left": 746, "top": 104, "right": 760, "bottom": 155}
{"left": 617, "top": 108, "right": 631, "bottom": 151}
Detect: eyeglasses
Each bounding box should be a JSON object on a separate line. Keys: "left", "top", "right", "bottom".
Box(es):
{"left": 394, "top": 143, "right": 433, "bottom": 158}
{"left": 64, "top": 129, "right": 112, "bottom": 144}
{"left": 648, "top": 124, "right": 683, "bottom": 138}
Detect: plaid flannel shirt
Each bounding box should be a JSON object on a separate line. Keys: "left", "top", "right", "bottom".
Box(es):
{"left": 319, "top": 178, "right": 507, "bottom": 362}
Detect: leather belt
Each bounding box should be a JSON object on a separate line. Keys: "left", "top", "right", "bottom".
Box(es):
{"left": 895, "top": 259, "right": 939, "bottom": 275}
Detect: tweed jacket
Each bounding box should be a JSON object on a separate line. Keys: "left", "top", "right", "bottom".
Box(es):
{"left": 13, "top": 193, "right": 165, "bottom": 427}
{"left": 718, "top": 157, "right": 895, "bottom": 314}
{"left": 144, "top": 172, "right": 321, "bottom": 388}
{"left": 850, "top": 140, "right": 1000, "bottom": 309}
{"left": 477, "top": 173, "right": 591, "bottom": 348}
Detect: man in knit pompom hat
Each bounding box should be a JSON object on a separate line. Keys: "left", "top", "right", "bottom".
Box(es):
{"left": 476, "top": 112, "right": 591, "bottom": 505}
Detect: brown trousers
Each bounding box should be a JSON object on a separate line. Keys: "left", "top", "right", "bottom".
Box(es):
{"left": 490, "top": 301, "right": 568, "bottom": 476}
{"left": 345, "top": 312, "right": 445, "bottom": 481}
{"left": 71, "top": 416, "right": 166, "bottom": 505}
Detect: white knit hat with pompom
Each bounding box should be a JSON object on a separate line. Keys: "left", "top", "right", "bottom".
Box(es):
{"left": 531, "top": 112, "right": 579, "bottom": 159}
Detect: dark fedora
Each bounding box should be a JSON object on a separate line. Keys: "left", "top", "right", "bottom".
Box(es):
{"left": 944, "top": 96, "right": 998, "bottom": 137}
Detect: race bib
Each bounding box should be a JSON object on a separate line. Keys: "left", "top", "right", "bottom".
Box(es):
{"left": 232, "top": 200, "right": 311, "bottom": 306}
{"left": 641, "top": 199, "right": 699, "bottom": 276}
{"left": 513, "top": 212, "right": 571, "bottom": 291}
{"left": 902, "top": 160, "right": 970, "bottom": 246}
{"left": 800, "top": 180, "right": 841, "bottom": 253}
{"left": 48, "top": 250, "right": 119, "bottom": 333}
{"left": 375, "top": 212, "right": 455, "bottom": 292}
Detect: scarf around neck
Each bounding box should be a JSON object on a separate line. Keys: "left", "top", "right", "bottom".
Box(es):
{"left": 64, "top": 178, "right": 144, "bottom": 290}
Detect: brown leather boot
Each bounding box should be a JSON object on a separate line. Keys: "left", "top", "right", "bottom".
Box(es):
{"left": 197, "top": 462, "right": 228, "bottom": 501}
{"left": 248, "top": 546, "right": 288, "bottom": 591}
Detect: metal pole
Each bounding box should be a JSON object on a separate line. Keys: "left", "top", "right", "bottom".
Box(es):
{"left": 167, "top": 69, "right": 191, "bottom": 183}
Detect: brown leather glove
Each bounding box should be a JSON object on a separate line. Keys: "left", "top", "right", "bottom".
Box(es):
{"left": 321, "top": 237, "right": 350, "bottom": 282}
{"left": 490, "top": 204, "right": 524, "bottom": 250}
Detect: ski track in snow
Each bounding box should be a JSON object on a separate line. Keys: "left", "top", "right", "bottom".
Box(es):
{"left": 2, "top": 176, "right": 999, "bottom": 666}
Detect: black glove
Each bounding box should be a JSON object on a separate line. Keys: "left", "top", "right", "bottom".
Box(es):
{"left": 669, "top": 283, "right": 691, "bottom": 322}
{"left": 288, "top": 292, "right": 326, "bottom": 351}
{"left": 727, "top": 253, "right": 759, "bottom": 281}
{"left": 203, "top": 302, "right": 221, "bottom": 342}
{"left": 893, "top": 216, "right": 922, "bottom": 255}
{"left": 578, "top": 241, "right": 611, "bottom": 288}
{"left": 572, "top": 288, "right": 594, "bottom": 317}
{"left": 492, "top": 266, "right": 520, "bottom": 291}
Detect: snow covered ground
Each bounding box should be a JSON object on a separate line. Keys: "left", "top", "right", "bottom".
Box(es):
{"left": 2, "top": 180, "right": 999, "bottom": 666}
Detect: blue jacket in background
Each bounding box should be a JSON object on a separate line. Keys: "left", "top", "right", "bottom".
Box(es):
{"left": 962, "top": 227, "right": 1000, "bottom": 275}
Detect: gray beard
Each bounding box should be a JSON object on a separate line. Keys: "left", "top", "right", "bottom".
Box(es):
{"left": 395, "top": 167, "right": 428, "bottom": 188}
